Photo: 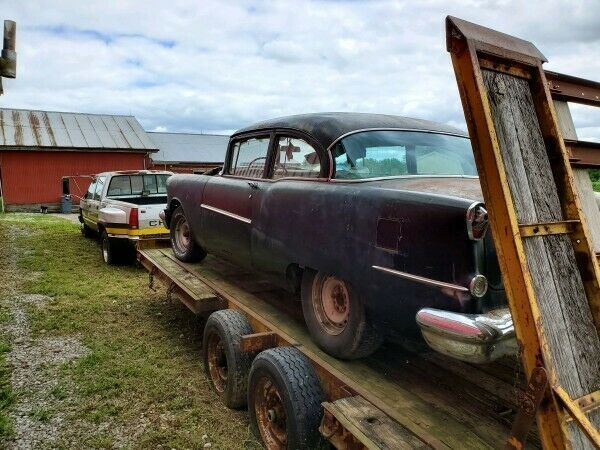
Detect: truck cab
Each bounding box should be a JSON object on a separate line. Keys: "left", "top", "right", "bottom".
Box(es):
{"left": 79, "top": 170, "right": 173, "bottom": 264}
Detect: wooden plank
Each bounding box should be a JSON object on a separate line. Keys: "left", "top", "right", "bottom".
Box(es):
{"left": 483, "top": 69, "right": 600, "bottom": 448}
{"left": 141, "top": 249, "right": 222, "bottom": 314}
{"left": 155, "top": 249, "right": 218, "bottom": 302}
{"left": 323, "top": 396, "right": 430, "bottom": 449}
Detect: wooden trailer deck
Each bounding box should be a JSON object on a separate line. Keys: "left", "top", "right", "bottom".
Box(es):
{"left": 139, "top": 247, "right": 540, "bottom": 449}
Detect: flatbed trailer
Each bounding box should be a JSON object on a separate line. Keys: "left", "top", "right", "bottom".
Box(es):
{"left": 138, "top": 246, "right": 540, "bottom": 449}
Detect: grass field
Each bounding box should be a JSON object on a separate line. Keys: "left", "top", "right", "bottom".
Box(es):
{"left": 0, "top": 214, "right": 260, "bottom": 449}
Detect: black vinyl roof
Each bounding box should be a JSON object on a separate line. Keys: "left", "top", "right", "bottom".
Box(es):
{"left": 232, "top": 112, "right": 468, "bottom": 149}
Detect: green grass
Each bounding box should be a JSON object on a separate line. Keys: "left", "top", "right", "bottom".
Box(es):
{"left": 0, "top": 214, "right": 260, "bottom": 449}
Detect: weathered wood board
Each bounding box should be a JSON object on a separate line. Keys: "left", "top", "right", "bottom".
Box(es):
{"left": 323, "top": 396, "right": 429, "bottom": 449}
{"left": 483, "top": 69, "right": 600, "bottom": 449}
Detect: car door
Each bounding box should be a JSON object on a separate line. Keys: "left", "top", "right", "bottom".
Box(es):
{"left": 252, "top": 133, "right": 327, "bottom": 278}
{"left": 199, "top": 133, "right": 273, "bottom": 269}
{"left": 81, "top": 178, "right": 97, "bottom": 229}
{"left": 89, "top": 176, "right": 106, "bottom": 227}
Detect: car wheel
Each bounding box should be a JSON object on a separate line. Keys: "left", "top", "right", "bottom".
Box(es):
{"left": 248, "top": 347, "right": 325, "bottom": 450}
{"left": 301, "top": 270, "right": 383, "bottom": 359}
{"left": 101, "top": 230, "right": 122, "bottom": 265}
{"left": 170, "top": 206, "right": 206, "bottom": 262}
{"left": 203, "top": 310, "right": 253, "bottom": 409}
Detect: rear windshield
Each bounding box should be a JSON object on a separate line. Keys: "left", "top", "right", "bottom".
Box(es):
{"left": 107, "top": 174, "right": 171, "bottom": 197}
{"left": 332, "top": 130, "right": 477, "bottom": 179}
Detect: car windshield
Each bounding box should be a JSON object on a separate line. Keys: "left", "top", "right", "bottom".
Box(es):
{"left": 332, "top": 130, "right": 477, "bottom": 179}
{"left": 107, "top": 174, "right": 171, "bottom": 197}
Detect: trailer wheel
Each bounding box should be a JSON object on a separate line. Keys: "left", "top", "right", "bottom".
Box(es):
{"left": 301, "top": 270, "right": 383, "bottom": 359}
{"left": 248, "top": 347, "right": 325, "bottom": 450}
{"left": 202, "top": 310, "right": 253, "bottom": 409}
{"left": 101, "top": 230, "right": 122, "bottom": 265}
{"left": 170, "top": 206, "right": 206, "bottom": 262}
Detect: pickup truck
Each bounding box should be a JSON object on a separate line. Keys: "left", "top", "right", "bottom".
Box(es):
{"left": 79, "top": 170, "right": 172, "bottom": 264}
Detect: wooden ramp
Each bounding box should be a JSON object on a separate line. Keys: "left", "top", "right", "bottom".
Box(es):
{"left": 139, "top": 247, "right": 540, "bottom": 449}
{"left": 447, "top": 16, "right": 600, "bottom": 449}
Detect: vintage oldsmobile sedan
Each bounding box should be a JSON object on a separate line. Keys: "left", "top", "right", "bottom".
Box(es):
{"left": 162, "top": 113, "right": 515, "bottom": 361}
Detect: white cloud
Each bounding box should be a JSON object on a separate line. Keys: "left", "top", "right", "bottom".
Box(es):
{"left": 0, "top": 0, "right": 598, "bottom": 139}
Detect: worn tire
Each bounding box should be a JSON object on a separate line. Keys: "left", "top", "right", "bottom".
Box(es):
{"left": 101, "top": 230, "right": 123, "bottom": 265}
{"left": 170, "top": 206, "right": 206, "bottom": 263}
{"left": 81, "top": 223, "right": 95, "bottom": 238}
{"left": 202, "top": 310, "right": 253, "bottom": 409}
{"left": 248, "top": 347, "right": 325, "bottom": 450}
{"left": 301, "top": 270, "right": 383, "bottom": 360}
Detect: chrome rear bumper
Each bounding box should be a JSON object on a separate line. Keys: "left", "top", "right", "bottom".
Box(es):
{"left": 416, "top": 307, "right": 517, "bottom": 364}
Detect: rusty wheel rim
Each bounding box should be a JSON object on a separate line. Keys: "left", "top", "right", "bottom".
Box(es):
{"left": 254, "top": 375, "right": 287, "bottom": 449}
{"left": 312, "top": 275, "right": 350, "bottom": 336}
{"left": 206, "top": 332, "right": 227, "bottom": 393}
{"left": 175, "top": 217, "right": 191, "bottom": 252}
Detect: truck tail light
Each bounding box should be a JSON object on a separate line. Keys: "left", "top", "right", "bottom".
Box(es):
{"left": 129, "top": 208, "right": 139, "bottom": 229}
{"left": 466, "top": 202, "right": 488, "bottom": 241}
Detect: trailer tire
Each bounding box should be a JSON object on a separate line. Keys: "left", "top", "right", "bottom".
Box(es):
{"left": 202, "top": 310, "right": 253, "bottom": 409}
{"left": 301, "top": 270, "right": 383, "bottom": 360}
{"left": 170, "top": 206, "right": 206, "bottom": 263}
{"left": 248, "top": 347, "right": 325, "bottom": 450}
{"left": 101, "top": 230, "right": 123, "bottom": 265}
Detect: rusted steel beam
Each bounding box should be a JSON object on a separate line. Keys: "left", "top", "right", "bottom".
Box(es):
{"left": 239, "top": 331, "right": 278, "bottom": 353}
{"left": 566, "top": 140, "right": 600, "bottom": 168}
{"left": 546, "top": 71, "right": 600, "bottom": 107}
{"left": 518, "top": 220, "right": 579, "bottom": 238}
{"left": 506, "top": 367, "right": 549, "bottom": 450}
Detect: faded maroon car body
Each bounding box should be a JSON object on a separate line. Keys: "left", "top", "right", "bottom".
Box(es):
{"left": 164, "top": 113, "right": 505, "bottom": 336}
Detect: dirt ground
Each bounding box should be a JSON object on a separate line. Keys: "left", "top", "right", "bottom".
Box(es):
{"left": 0, "top": 213, "right": 259, "bottom": 449}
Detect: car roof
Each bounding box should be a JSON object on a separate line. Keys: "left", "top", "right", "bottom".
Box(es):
{"left": 231, "top": 112, "right": 468, "bottom": 149}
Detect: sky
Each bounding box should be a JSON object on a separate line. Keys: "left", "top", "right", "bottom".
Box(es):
{"left": 0, "top": 0, "right": 599, "bottom": 139}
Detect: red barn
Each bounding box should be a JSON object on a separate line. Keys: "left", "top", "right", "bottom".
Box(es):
{"left": 0, "top": 108, "right": 157, "bottom": 212}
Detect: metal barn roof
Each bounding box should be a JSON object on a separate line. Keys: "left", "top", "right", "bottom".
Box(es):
{"left": 149, "top": 132, "right": 229, "bottom": 163}
{"left": 0, "top": 108, "right": 157, "bottom": 151}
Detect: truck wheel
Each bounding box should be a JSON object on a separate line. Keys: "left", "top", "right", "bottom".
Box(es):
{"left": 248, "top": 347, "right": 325, "bottom": 450}
{"left": 170, "top": 206, "right": 206, "bottom": 262}
{"left": 81, "top": 223, "right": 94, "bottom": 238}
{"left": 301, "top": 270, "right": 383, "bottom": 359}
{"left": 101, "top": 230, "right": 122, "bottom": 265}
{"left": 202, "top": 310, "right": 253, "bottom": 409}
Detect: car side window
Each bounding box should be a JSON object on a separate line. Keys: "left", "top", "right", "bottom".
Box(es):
{"left": 272, "top": 137, "right": 321, "bottom": 179}
{"left": 93, "top": 177, "right": 106, "bottom": 201}
{"left": 228, "top": 136, "right": 270, "bottom": 178}
{"left": 86, "top": 179, "right": 97, "bottom": 199}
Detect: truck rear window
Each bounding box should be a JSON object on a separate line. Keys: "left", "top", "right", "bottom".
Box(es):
{"left": 107, "top": 174, "right": 171, "bottom": 197}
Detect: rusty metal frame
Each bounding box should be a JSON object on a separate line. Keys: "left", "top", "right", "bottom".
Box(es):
{"left": 446, "top": 15, "right": 600, "bottom": 450}
{"left": 546, "top": 71, "right": 600, "bottom": 107}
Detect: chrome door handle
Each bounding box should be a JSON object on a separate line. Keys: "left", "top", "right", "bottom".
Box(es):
{"left": 247, "top": 181, "right": 259, "bottom": 189}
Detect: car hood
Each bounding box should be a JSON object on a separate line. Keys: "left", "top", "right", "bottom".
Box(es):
{"left": 361, "top": 176, "right": 484, "bottom": 202}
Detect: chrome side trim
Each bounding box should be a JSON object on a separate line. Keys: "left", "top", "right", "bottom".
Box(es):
{"left": 200, "top": 204, "right": 252, "bottom": 224}
{"left": 372, "top": 265, "right": 469, "bottom": 292}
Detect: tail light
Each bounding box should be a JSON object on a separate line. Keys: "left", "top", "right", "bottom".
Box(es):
{"left": 466, "top": 202, "right": 488, "bottom": 241}
{"left": 129, "top": 208, "right": 139, "bottom": 229}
